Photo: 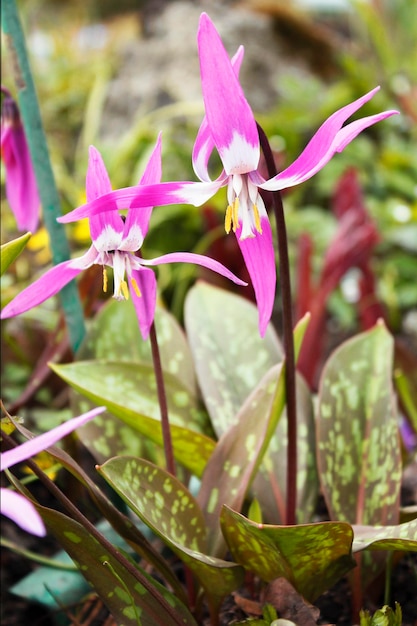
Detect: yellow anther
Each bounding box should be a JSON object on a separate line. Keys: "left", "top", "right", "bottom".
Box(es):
{"left": 102, "top": 267, "right": 108, "bottom": 293}
{"left": 225, "top": 204, "right": 232, "bottom": 234}
{"left": 120, "top": 280, "right": 129, "bottom": 300}
{"left": 130, "top": 277, "right": 142, "bottom": 298}
{"left": 232, "top": 198, "right": 240, "bottom": 232}
{"left": 253, "top": 204, "right": 262, "bottom": 234}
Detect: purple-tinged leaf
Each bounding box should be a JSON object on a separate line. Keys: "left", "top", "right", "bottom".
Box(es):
{"left": 98, "top": 456, "right": 245, "bottom": 614}
{"left": 36, "top": 504, "right": 197, "bottom": 625}
{"left": 221, "top": 506, "right": 355, "bottom": 602}
{"left": 51, "top": 360, "right": 215, "bottom": 477}
{"left": 184, "top": 282, "right": 282, "bottom": 437}
{"left": 317, "top": 320, "right": 401, "bottom": 527}
{"left": 197, "top": 314, "right": 312, "bottom": 557}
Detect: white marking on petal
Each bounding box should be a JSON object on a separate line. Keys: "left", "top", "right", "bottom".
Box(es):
{"left": 220, "top": 131, "right": 259, "bottom": 175}
{"left": 94, "top": 225, "right": 123, "bottom": 253}
{"left": 119, "top": 224, "right": 144, "bottom": 251}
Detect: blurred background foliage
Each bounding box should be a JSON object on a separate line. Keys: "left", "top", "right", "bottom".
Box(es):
{"left": 1, "top": 0, "right": 416, "bottom": 408}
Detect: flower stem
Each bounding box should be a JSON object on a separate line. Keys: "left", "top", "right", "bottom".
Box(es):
{"left": 257, "top": 123, "right": 297, "bottom": 525}
{"left": 1, "top": 0, "right": 85, "bottom": 353}
{"left": 149, "top": 321, "right": 176, "bottom": 476}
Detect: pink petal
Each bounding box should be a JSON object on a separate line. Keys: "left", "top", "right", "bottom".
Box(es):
{"left": 0, "top": 488, "right": 46, "bottom": 536}
{"left": 1, "top": 122, "right": 40, "bottom": 233}
{"left": 86, "top": 146, "right": 123, "bottom": 243}
{"left": 58, "top": 179, "right": 225, "bottom": 223}
{"left": 128, "top": 268, "right": 157, "bottom": 340}
{"left": 236, "top": 217, "right": 276, "bottom": 337}
{"left": 0, "top": 259, "right": 83, "bottom": 318}
{"left": 193, "top": 46, "right": 245, "bottom": 182}
{"left": 141, "top": 251, "right": 247, "bottom": 286}
{"left": 0, "top": 407, "right": 105, "bottom": 471}
{"left": 197, "top": 13, "right": 259, "bottom": 175}
{"left": 124, "top": 133, "right": 163, "bottom": 240}
{"left": 260, "top": 88, "right": 399, "bottom": 191}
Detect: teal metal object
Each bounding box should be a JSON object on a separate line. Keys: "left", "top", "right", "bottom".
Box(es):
{"left": 1, "top": 0, "right": 86, "bottom": 352}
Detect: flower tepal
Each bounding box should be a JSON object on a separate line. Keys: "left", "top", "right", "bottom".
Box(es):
{"left": 1, "top": 135, "right": 247, "bottom": 340}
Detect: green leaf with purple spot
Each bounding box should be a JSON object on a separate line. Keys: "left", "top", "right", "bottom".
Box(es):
{"left": 35, "top": 505, "right": 197, "bottom": 625}
{"left": 98, "top": 456, "right": 245, "bottom": 613}
{"left": 221, "top": 505, "right": 355, "bottom": 602}
{"left": 353, "top": 520, "right": 417, "bottom": 552}
{"left": 184, "top": 281, "right": 283, "bottom": 437}
{"left": 51, "top": 361, "right": 215, "bottom": 477}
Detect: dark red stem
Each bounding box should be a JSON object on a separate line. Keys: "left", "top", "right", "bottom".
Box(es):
{"left": 257, "top": 123, "right": 297, "bottom": 525}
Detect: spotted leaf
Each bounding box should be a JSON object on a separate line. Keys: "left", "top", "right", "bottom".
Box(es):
{"left": 317, "top": 320, "right": 401, "bottom": 526}
{"left": 197, "top": 314, "right": 316, "bottom": 556}
{"left": 352, "top": 520, "right": 417, "bottom": 552}
{"left": 51, "top": 361, "right": 215, "bottom": 477}
{"left": 184, "top": 281, "right": 283, "bottom": 437}
{"left": 221, "top": 505, "right": 355, "bottom": 602}
{"left": 98, "top": 456, "right": 245, "bottom": 613}
{"left": 35, "top": 505, "right": 197, "bottom": 625}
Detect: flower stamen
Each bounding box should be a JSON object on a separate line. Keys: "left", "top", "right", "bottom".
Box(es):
{"left": 130, "top": 277, "right": 142, "bottom": 298}
{"left": 225, "top": 204, "right": 233, "bottom": 234}
{"left": 102, "top": 267, "right": 108, "bottom": 293}
{"left": 253, "top": 204, "right": 262, "bottom": 234}
{"left": 232, "top": 198, "right": 240, "bottom": 232}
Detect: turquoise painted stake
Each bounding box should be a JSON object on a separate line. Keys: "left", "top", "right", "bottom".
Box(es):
{"left": 1, "top": 0, "right": 86, "bottom": 352}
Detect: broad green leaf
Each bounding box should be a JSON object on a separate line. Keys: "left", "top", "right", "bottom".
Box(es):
{"left": 352, "top": 520, "right": 417, "bottom": 552}
{"left": 221, "top": 506, "right": 355, "bottom": 602}
{"left": 11, "top": 419, "right": 187, "bottom": 602}
{"left": 72, "top": 299, "right": 199, "bottom": 463}
{"left": 184, "top": 282, "right": 283, "bottom": 437}
{"left": 0, "top": 232, "right": 31, "bottom": 276}
{"left": 197, "top": 314, "right": 317, "bottom": 555}
{"left": 51, "top": 361, "right": 215, "bottom": 477}
{"left": 251, "top": 373, "right": 318, "bottom": 525}
{"left": 36, "top": 505, "right": 197, "bottom": 625}
{"left": 77, "top": 298, "right": 197, "bottom": 394}
{"left": 98, "top": 456, "right": 245, "bottom": 613}
{"left": 317, "top": 321, "right": 401, "bottom": 526}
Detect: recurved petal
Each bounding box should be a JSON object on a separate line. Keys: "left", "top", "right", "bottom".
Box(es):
{"left": 192, "top": 45, "right": 245, "bottom": 182}
{"left": 236, "top": 217, "right": 276, "bottom": 337}
{"left": 0, "top": 489, "right": 46, "bottom": 536}
{"left": 260, "top": 87, "right": 398, "bottom": 191}
{"left": 58, "top": 179, "right": 225, "bottom": 223}
{"left": 86, "top": 146, "right": 123, "bottom": 243}
{"left": 128, "top": 267, "right": 157, "bottom": 340}
{"left": 124, "top": 133, "right": 163, "bottom": 241}
{"left": 197, "top": 13, "right": 259, "bottom": 175}
{"left": 0, "top": 260, "right": 83, "bottom": 318}
{"left": 140, "top": 251, "right": 248, "bottom": 286}
{"left": 0, "top": 407, "right": 105, "bottom": 471}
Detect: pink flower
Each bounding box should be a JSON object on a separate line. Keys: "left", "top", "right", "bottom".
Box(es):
{"left": 1, "top": 135, "right": 246, "bottom": 339}
{"left": 1, "top": 407, "right": 105, "bottom": 536}
{"left": 56, "top": 14, "right": 399, "bottom": 336}
{"left": 1, "top": 88, "right": 40, "bottom": 232}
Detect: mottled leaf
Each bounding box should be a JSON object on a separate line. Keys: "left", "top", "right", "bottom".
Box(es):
{"left": 352, "top": 520, "right": 417, "bottom": 552}
{"left": 35, "top": 505, "right": 197, "bottom": 625}
{"left": 184, "top": 281, "right": 282, "bottom": 437}
{"left": 51, "top": 361, "right": 215, "bottom": 477}
{"left": 197, "top": 315, "right": 316, "bottom": 555}
{"left": 221, "top": 506, "right": 355, "bottom": 602}
{"left": 317, "top": 321, "right": 401, "bottom": 527}
{"left": 98, "top": 456, "right": 245, "bottom": 613}
{"left": 251, "top": 374, "right": 318, "bottom": 525}
{"left": 11, "top": 420, "right": 187, "bottom": 602}
{"left": 1, "top": 232, "right": 31, "bottom": 276}
{"left": 77, "top": 298, "right": 197, "bottom": 394}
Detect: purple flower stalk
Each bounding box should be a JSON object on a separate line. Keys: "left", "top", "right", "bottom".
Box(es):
{"left": 57, "top": 14, "right": 399, "bottom": 336}
{"left": 1, "top": 88, "right": 40, "bottom": 232}
{"left": 1, "top": 406, "right": 105, "bottom": 536}
{"left": 1, "top": 134, "right": 246, "bottom": 339}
